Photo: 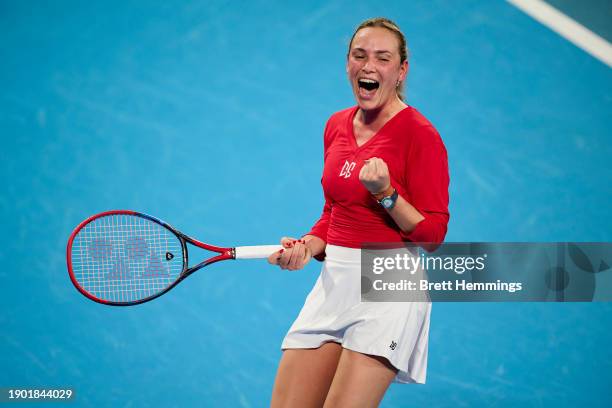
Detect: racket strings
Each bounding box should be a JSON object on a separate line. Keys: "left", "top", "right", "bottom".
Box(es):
{"left": 71, "top": 214, "right": 184, "bottom": 303}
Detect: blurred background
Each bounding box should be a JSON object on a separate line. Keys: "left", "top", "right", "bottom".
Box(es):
{"left": 1, "top": 0, "right": 611, "bottom": 406}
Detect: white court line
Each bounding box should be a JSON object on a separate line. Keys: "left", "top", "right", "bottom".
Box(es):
{"left": 508, "top": 0, "right": 612, "bottom": 67}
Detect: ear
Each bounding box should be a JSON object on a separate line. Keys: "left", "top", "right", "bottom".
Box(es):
{"left": 399, "top": 60, "right": 409, "bottom": 82}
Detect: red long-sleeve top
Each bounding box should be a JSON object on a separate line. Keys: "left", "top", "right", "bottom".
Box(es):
{"left": 307, "top": 106, "right": 450, "bottom": 249}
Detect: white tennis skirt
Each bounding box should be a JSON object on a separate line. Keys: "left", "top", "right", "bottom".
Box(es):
{"left": 281, "top": 245, "right": 432, "bottom": 384}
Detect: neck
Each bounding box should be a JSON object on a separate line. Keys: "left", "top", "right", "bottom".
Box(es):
{"left": 358, "top": 97, "right": 407, "bottom": 127}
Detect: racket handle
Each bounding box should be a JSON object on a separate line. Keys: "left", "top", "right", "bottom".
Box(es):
{"left": 234, "top": 245, "right": 283, "bottom": 259}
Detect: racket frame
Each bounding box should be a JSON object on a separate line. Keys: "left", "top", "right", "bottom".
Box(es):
{"left": 66, "top": 210, "right": 236, "bottom": 306}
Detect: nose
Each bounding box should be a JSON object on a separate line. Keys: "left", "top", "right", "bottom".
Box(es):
{"left": 362, "top": 58, "right": 375, "bottom": 73}
{"left": 361, "top": 61, "right": 374, "bottom": 73}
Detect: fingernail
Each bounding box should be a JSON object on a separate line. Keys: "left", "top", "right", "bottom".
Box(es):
{"left": 280, "top": 249, "right": 284, "bottom": 254}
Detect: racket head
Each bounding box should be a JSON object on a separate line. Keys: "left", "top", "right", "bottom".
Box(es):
{"left": 67, "top": 210, "right": 188, "bottom": 305}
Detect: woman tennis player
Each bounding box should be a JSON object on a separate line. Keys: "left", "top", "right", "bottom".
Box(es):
{"left": 269, "top": 17, "right": 450, "bottom": 407}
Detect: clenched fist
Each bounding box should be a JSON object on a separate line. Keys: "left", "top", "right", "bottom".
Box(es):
{"left": 359, "top": 157, "right": 390, "bottom": 194}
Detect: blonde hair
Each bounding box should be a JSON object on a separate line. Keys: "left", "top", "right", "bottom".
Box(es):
{"left": 347, "top": 17, "right": 409, "bottom": 100}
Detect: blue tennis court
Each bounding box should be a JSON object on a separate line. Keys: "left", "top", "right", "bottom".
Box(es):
{"left": 1, "top": 0, "right": 611, "bottom": 406}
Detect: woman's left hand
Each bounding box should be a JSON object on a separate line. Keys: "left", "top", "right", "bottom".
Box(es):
{"left": 359, "top": 157, "right": 390, "bottom": 194}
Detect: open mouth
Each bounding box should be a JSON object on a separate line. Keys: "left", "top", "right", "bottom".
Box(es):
{"left": 358, "top": 78, "right": 380, "bottom": 91}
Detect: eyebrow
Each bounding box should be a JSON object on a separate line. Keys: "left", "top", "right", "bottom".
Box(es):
{"left": 351, "top": 48, "right": 393, "bottom": 56}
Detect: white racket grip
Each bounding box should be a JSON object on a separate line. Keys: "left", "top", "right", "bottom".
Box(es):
{"left": 234, "top": 245, "right": 283, "bottom": 259}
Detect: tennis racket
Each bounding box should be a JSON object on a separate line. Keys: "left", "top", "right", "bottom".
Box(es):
{"left": 66, "top": 210, "right": 281, "bottom": 306}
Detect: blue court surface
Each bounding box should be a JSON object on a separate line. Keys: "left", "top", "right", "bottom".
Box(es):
{"left": 1, "top": 1, "right": 611, "bottom": 407}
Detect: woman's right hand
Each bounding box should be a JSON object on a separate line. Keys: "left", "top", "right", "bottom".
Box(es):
{"left": 268, "top": 237, "right": 312, "bottom": 271}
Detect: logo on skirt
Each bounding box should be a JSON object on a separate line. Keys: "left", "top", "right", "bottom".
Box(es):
{"left": 389, "top": 340, "right": 397, "bottom": 350}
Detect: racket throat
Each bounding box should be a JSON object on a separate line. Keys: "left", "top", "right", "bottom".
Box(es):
{"left": 184, "top": 248, "right": 236, "bottom": 276}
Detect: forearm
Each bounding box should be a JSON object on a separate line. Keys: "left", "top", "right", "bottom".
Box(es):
{"left": 302, "top": 234, "right": 327, "bottom": 257}
{"left": 385, "top": 194, "right": 425, "bottom": 234}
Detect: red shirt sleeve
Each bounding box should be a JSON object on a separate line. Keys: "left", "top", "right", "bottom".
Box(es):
{"left": 305, "top": 118, "right": 336, "bottom": 260}
{"left": 307, "top": 192, "right": 331, "bottom": 242}
{"left": 305, "top": 193, "right": 330, "bottom": 261}
{"left": 400, "top": 126, "right": 450, "bottom": 247}
{"left": 306, "top": 198, "right": 330, "bottom": 261}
